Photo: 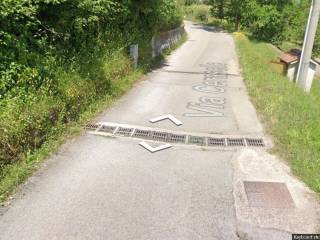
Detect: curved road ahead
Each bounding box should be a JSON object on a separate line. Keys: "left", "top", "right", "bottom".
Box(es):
{"left": 0, "top": 22, "right": 319, "bottom": 240}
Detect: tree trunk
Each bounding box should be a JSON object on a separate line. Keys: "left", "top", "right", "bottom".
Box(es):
{"left": 235, "top": 15, "right": 240, "bottom": 31}
{"left": 218, "top": 1, "right": 224, "bottom": 19}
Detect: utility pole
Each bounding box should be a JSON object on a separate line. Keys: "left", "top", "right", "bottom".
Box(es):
{"left": 296, "top": 0, "right": 320, "bottom": 92}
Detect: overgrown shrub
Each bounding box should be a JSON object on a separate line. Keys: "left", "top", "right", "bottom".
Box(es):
{"left": 0, "top": 94, "right": 64, "bottom": 167}
{"left": 249, "top": 4, "right": 286, "bottom": 43}
{"left": 208, "top": 0, "right": 320, "bottom": 56}
{"left": 194, "top": 5, "right": 209, "bottom": 22}
{"left": 183, "top": 4, "right": 210, "bottom": 22}
{"left": 0, "top": 0, "right": 182, "bottom": 172}
{"left": 208, "top": 19, "right": 235, "bottom": 32}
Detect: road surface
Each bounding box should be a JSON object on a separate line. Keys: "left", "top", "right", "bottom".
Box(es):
{"left": 0, "top": 22, "right": 319, "bottom": 240}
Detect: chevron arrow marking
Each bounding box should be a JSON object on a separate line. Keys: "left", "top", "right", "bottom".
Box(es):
{"left": 150, "top": 114, "right": 182, "bottom": 126}
{"left": 139, "top": 142, "right": 172, "bottom": 153}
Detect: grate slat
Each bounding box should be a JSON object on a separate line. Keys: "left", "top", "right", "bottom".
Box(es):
{"left": 151, "top": 131, "right": 168, "bottom": 142}
{"left": 99, "top": 125, "right": 116, "bottom": 134}
{"left": 246, "top": 138, "right": 265, "bottom": 147}
{"left": 227, "top": 138, "right": 245, "bottom": 146}
{"left": 207, "top": 138, "right": 226, "bottom": 146}
{"left": 167, "top": 133, "right": 187, "bottom": 143}
{"left": 133, "top": 129, "right": 151, "bottom": 139}
{"left": 85, "top": 123, "right": 99, "bottom": 130}
{"left": 115, "top": 127, "right": 134, "bottom": 136}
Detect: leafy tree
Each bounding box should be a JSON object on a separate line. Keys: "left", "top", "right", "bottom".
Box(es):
{"left": 209, "top": 0, "right": 225, "bottom": 19}
{"left": 208, "top": 0, "right": 316, "bottom": 45}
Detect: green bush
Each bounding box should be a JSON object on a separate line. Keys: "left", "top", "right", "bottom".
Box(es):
{"left": 208, "top": 0, "right": 320, "bottom": 56}
{"left": 249, "top": 4, "right": 285, "bottom": 43}
{"left": 208, "top": 18, "right": 235, "bottom": 32}
{"left": 0, "top": 0, "right": 183, "bottom": 173}
{"left": 183, "top": 4, "right": 210, "bottom": 22}
{"left": 0, "top": 94, "right": 64, "bottom": 167}
{"left": 194, "top": 5, "right": 209, "bottom": 22}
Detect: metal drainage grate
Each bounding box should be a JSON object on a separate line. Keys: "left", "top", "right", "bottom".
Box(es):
{"left": 227, "top": 138, "right": 245, "bottom": 146}
{"left": 188, "top": 136, "right": 206, "bottom": 146}
{"left": 167, "top": 133, "right": 187, "bottom": 143}
{"left": 132, "top": 129, "right": 151, "bottom": 139}
{"left": 208, "top": 138, "right": 226, "bottom": 146}
{"left": 151, "top": 131, "right": 168, "bottom": 142}
{"left": 86, "top": 122, "right": 268, "bottom": 149}
{"left": 99, "top": 125, "right": 116, "bottom": 134}
{"left": 115, "top": 127, "right": 134, "bottom": 136}
{"left": 246, "top": 138, "right": 265, "bottom": 147}
{"left": 85, "top": 123, "right": 99, "bottom": 130}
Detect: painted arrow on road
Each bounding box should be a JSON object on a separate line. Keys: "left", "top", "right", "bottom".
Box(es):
{"left": 139, "top": 141, "right": 172, "bottom": 153}
{"left": 150, "top": 114, "right": 182, "bottom": 126}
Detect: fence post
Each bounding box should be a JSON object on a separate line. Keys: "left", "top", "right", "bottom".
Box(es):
{"left": 151, "top": 37, "right": 156, "bottom": 58}
{"left": 129, "top": 44, "right": 138, "bottom": 68}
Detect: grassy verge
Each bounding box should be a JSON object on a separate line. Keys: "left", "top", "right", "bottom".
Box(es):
{"left": 0, "top": 33, "right": 187, "bottom": 204}
{"left": 277, "top": 41, "right": 301, "bottom": 53}
{"left": 234, "top": 33, "right": 320, "bottom": 194}
{"left": 0, "top": 69, "right": 144, "bottom": 204}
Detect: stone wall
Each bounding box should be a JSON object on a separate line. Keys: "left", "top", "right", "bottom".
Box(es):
{"left": 152, "top": 26, "right": 185, "bottom": 58}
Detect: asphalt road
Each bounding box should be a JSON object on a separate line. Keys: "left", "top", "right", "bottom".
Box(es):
{"left": 0, "top": 22, "right": 319, "bottom": 240}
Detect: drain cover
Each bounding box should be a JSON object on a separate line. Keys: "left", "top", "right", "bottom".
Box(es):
{"left": 89, "top": 122, "right": 268, "bottom": 149}
{"left": 227, "top": 138, "right": 245, "bottom": 146}
{"left": 167, "top": 133, "right": 187, "bottom": 143}
{"left": 188, "top": 136, "right": 206, "bottom": 146}
{"left": 115, "top": 127, "right": 133, "bottom": 136}
{"left": 246, "top": 138, "right": 265, "bottom": 147}
{"left": 132, "top": 129, "right": 151, "bottom": 138}
{"left": 244, "top": 181, "right": 295, "bottom": 209}
{"left": 151, "top": 131, "right": 168, "bottom": 141}
{"left": 99, "top": 125, "right": 116, "bottom": 134}
{"left": 85, "top": 123, "right": 99, "bottom": 130}
{"left": 208, "top": 137, "right": 226, "bottom": 146}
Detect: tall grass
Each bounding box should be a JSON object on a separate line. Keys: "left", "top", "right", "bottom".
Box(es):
{"left": 234, "top": 33, "right": 320, "bottom": 194}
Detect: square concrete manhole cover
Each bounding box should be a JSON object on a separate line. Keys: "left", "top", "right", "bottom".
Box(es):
{"left": 244, "top": 181, "right": 295, "bottom": 209}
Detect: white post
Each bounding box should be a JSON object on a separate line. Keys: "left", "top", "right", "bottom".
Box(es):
{"left": 129, "top": 44, "right": 139, "bottom": 68}
{"left": 296, "top": 0, "right": 320, "bottom": 92}
{"left": 151, "top": 36, "right": 157, "bottom": 58}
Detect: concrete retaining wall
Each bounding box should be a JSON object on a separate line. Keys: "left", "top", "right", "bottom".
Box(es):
{"left": 152, "top": 26, "right": 185, "bottom": 58}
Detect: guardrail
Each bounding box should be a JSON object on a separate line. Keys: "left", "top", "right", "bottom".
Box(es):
{"left": 152, "top": 25, "right": 185, "bottom": 58}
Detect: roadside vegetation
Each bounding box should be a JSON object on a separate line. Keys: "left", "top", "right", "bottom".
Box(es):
{"left": 183, "top": 0, "right": 320, "bottom": 57}
{"left": 0, "top": 0, "right": 183, "bottom": 202}
{"left": 235, "top": 34, "right": 320, "bottom": 194}
{"left": 183, "top": 4, "right": 210, "bottom": 23}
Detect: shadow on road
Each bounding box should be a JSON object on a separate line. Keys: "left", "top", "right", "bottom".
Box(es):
{"left": 190, "top": 23, "right": 226, "bottom": 33}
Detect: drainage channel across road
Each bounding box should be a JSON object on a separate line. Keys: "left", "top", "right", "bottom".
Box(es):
{"left": 85, "top": 122, "right": 269, "bottom": 149}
